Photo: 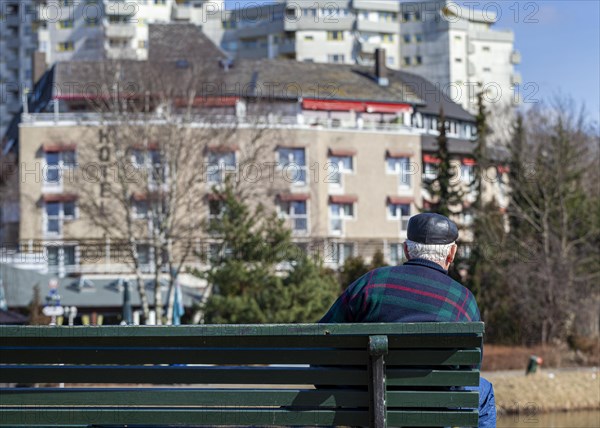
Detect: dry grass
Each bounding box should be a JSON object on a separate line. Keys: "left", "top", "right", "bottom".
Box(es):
{"left": 482, "top": 342, "right": 599, "bottom": 371}
{"left": 486, "top": 370, "right": 600, "bottom": 414}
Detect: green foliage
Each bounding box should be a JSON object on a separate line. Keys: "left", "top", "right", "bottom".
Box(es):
{"left": 369, "top": 249, "right": 388, "bottom": 270}
{"left": 339, "top": 256, "right": 369, "bottom": 290}
{"left": 201, "top": 183, "right": 339, "bottom": 324}
{"left": 424, "top": 107, "right": 464, "bottom": 216}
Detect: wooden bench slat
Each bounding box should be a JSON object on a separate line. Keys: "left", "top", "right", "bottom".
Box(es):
{"left": 0, "top": 348, "right": 480, "bottom": 366}
{"left": 0, "top": 334, "right": 482, "bottom": 350}
{"left": 0, "top": 388, "right": 479, "bottom": 408}
{"left": 0, "top": 408, "right": 478, "bottom": 427}
{"left": 1, "top": 365, "right": 479, "bottom": 386}
{"left": 0, "top": 322, "right": 484, "bottom": 338}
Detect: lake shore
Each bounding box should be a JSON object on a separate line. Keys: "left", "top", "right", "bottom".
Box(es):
{"left": 484, "top": 369, "right": 600, "bottom": 414}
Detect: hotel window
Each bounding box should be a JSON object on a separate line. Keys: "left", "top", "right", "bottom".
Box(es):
{"left": 222, "top": 20, "right": 236, "bottom": 29}
{"left": 455, "top": 57, "right": 463, "bottom": 63}
{"left": 387, "top": 56, "right": 395, "bottom": 66}
{"left": 424, "top": 162, "right": 438, "bottom": 181}
{"left": 154, "top": 0, "right": 167, "bottom": 5}
{"left": 482, "top": 46, "right": 491, "bottom": 52}
{"left": 387, "top": 157, "right": 412, "bottom": 188}
{"left": 85, "top": 17, "right": 99, "bottom": 27}
{"left": 278, "top": 148, "right": 307, "bottom": 185}
{"left": 388, "top": 202, "right": 411, "bottom": 230}
{"left": 327, "top": 31, "right": 344, "bottom": 41}
{"left": 414, "top": 11, "right": 421, "bottom": 21}
{"left": 57, "top": 41, "right": 74, "bottom": 52}
{"left": 304, "top": 35, "right": 314, "bottom": 41}
{"left": 137, "top": 244, "right": 151, "bottom": 265}
{"left": 483, "top": 67, "right": 491, "bottom": 72}
{"left": 403, "top": 34, "right": 411, "bottom": 43}
{"left": 329, "top": 203, "right": 354, "bottom": 235}
{"left": 280, "top": 200, "right": 308, "bottom": 233}
{"left": 331, "top": 242, "right": 354, "bottom": 265}
{"left": 138, "top": 40, "right": 148, "bottom": 49}
{"left": 389, "top": 243, "right": 406, "bottom": 265}
{"left": 461, "top": 161, "right": 475, "bottom": 183}
{"left": 45, "top": 201, "right": 76, "bottom": 235}
{"left": 133, "top": 199, "right": 148, "bottom": 219}
{"left": 382, "top": 34, "right": 394, "bottom": 43}
{"left": 207, "top": 151, "right": 236, "bottom": 184}
{"left": 47, "top": 245, "right": 77, "bottom": 268}
{"left": 328, "top": 155, "right": 353, "bottom": 189}
{"left": 402, "top": 12, "right": 411, "bottom": 22}
{"left": 327, "top": 54, "right": 345, "bottom": 63}
{"left": 44, "top": 150, "right": 76, "bottom": 185}
{"left": 415, "top": 34, "right": 423, "bottom": 43}
{"left": 415, "top": 55, "right": 423, "bottom": 65}
{"left": 379, "top": 12, "right": 396, "bottom": 22}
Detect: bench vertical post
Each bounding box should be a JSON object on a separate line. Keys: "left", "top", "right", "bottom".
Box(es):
{"left": 368, "top": 335, "right": 388, "bottom": 428}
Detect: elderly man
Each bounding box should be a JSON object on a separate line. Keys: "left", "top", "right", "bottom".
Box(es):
{"left": 320, "top": 213, "right": 496, "bottom": 427}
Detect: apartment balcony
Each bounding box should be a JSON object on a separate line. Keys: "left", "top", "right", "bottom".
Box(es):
{"left": 106, "top": 46, "right": 137, "bottom": 60}
{"left": 359, "top": 40, "right": 379, "bottom": 54}
{"left": 103, "top": 0, "right": 134, "bottom": 16}
{"left": 357, "top": 19, "right": 398, "bottom": 34}
{"left": 511, "top": 50, "right": 521, "bottom": 65}
{"left": 235, "top": 20, "right": 285, "bottom": 39}
{"left": 171, "top": 3, "right": 191, "bottom": 21}
{"left": 4, "top": 12, "right": 20, "bottom": 28}
{"left": 284, "top": 14, "right": 354, "bottom": 32}
{"left": 511, "top": 72, "right": 522, "bottom": 85}
{"left": 276, "top": 39, "right": 296, "bottom": 55}
{"left": 104, "top": 22, "right": 136, "bottom": 39}
{"left": 354, "top": 0, "right": 401, "bottom": 12}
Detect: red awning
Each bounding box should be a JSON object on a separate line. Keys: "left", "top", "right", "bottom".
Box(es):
{"left": 208, "top": 144, "right": 239, "bottom": 153}
{"left": 175, "top": 96, "right": 239, "bottom": 108}
{"left": 329, "top": 148, "right": 357, "bottom": 157}
{"left": 330, "top": 195, "right": 358, "bottom": 204}
{"left": 366, "top": 102, "right": 412, "bottom": 114}
{"left": 497, "top": 165, "right": 510, "bottom": 174}
{"left": 278, "top": 193, "right": 310, "bottom": 202}
{"left": 303, "top": 99, "right": 412, "bottom": 113}
{"left": 43, "top": 143, "right": 77, "bottom": 153}
{"left": 423, "top": 154, "right": 441, "bottom": 164}
{"left": 387, "top": 150, "right": 413, "bottom": 159}
{"left": 462, "top": 158, "right": 477, "bottom": 166}
{"left": 43, "top": 193, "right": 78, "bottom": 203}
{"left": 132, "top": 192, "right": 147, "bottom": 202}
{"left": 388, "top": 196, "right": 413, "bottom": 205}
{"left": 277, "top": 144, "right": 306, "bottom": 149}
{"left": 130, "top": 142, "right": 159, "bottom": 151}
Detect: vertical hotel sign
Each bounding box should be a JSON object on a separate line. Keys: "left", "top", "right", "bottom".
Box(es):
{"left": 98, "top": 128, "right": 111, "bottom": 215}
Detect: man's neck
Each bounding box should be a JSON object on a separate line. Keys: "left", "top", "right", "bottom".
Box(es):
{"left": 405, "top": 258, "right": 449, "bottom": 275}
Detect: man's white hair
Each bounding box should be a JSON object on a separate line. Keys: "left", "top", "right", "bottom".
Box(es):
{"left": 405, "top": 240, "right": 456, "bottom": 265}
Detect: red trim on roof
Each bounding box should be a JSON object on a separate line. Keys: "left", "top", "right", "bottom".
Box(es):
{"left": 497, "top": 165, "right": 510, "bottom": 174}
{"left": 278, "top": 193, "right": 310, "bottom": 202}
{"left": 329, "top": 148, "right": 357, "bottom": 157}
{"left": 303, "top": 98, "right": 412, "bottom": 113}
{"left": 43, "top": 193, "right": 78, "bottom": 203}
{"left": 132, "top": 192, "right": 148, "bottom": 202}
{"left": 54, "top": 93, "right": 141, "bottom": 101}
{"left": 462, "top": 157, "right": 477, "bottom": 166}
{"left": 208, "top": 144, "right": 239, "bottom": 153}
{"left": 388, "top": 196, "right": 413, "bottom": 205}
{"left": 330, "top": 195, "right": 358, "bottom": 204}
{"left": 423, "top": 154, "right": 441, "bottom": 164}
{"left": 277, "top": 144, "right": 306, "bottom": 149}
{"left": 176, "top": 96, "right": 239, "bottom": 108}
{"left": 387, "top": 150, "right": 413, "bottom": 158}
{"left": 43, "top": 143, "right": 76, "bottom": 153}
{"left": 366, "top": 103, "right": 412, "bottom": 114}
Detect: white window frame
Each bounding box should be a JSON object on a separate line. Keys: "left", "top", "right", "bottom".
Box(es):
{"left": 388, "top": 203, "right": 411, "bottom": 231}
{"left": 46, "top": 244, "right": 78, "bottom": 275}
{"left": 279, "top": 200, "right": 309, "bottom": 234}
{"left": 328, "top": 155, "right": 354, "bottom": 191}
{"left": 44, "top": 150, "right": 76, "bottom": 189}
{"left": 207, "top": 151, "right": 236, "bottom": 185}
{"left": 277, "top": 148, "right": 307, "bottom": 186}
{"left": 389, "top": 243, "right": 405, "bottom": 265}
{"left": 424, "top": 163, "right": 438, "bottom": 181}
{"left": 329, "top": 203, "right": 355, "bottom": 235}
{"left": 386, "top": 157, "right": 412, "bottom": 189}
{"left": 44, "top": 201, "right": 77, "bottom": 236}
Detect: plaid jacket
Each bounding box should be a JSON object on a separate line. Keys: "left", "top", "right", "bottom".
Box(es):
{"left": 320, "top": 258, "right": 480, "bottom": 323}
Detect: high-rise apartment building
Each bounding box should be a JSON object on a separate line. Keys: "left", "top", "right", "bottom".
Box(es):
{"left": 0, "top": 0, "right": 37, "bottom": 140}
{"left": 221, "top": 0, "right": 520, "bottom": 112}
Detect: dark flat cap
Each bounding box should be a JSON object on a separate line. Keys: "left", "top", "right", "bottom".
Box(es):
{"left": 407, "top": 213, "right": 458, "bottom": 244}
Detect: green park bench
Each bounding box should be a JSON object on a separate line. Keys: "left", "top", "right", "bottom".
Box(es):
{"left": 0, "top": 322, "right": 483, "bottom": 427}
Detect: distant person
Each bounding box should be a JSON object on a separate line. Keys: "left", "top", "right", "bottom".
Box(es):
{"left": 320, "top": 213, "right": 496, "bottom": 427}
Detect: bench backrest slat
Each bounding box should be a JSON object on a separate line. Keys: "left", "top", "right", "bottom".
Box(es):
{"left": 0, "top": 323, "right": 483, "bottom": 427}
